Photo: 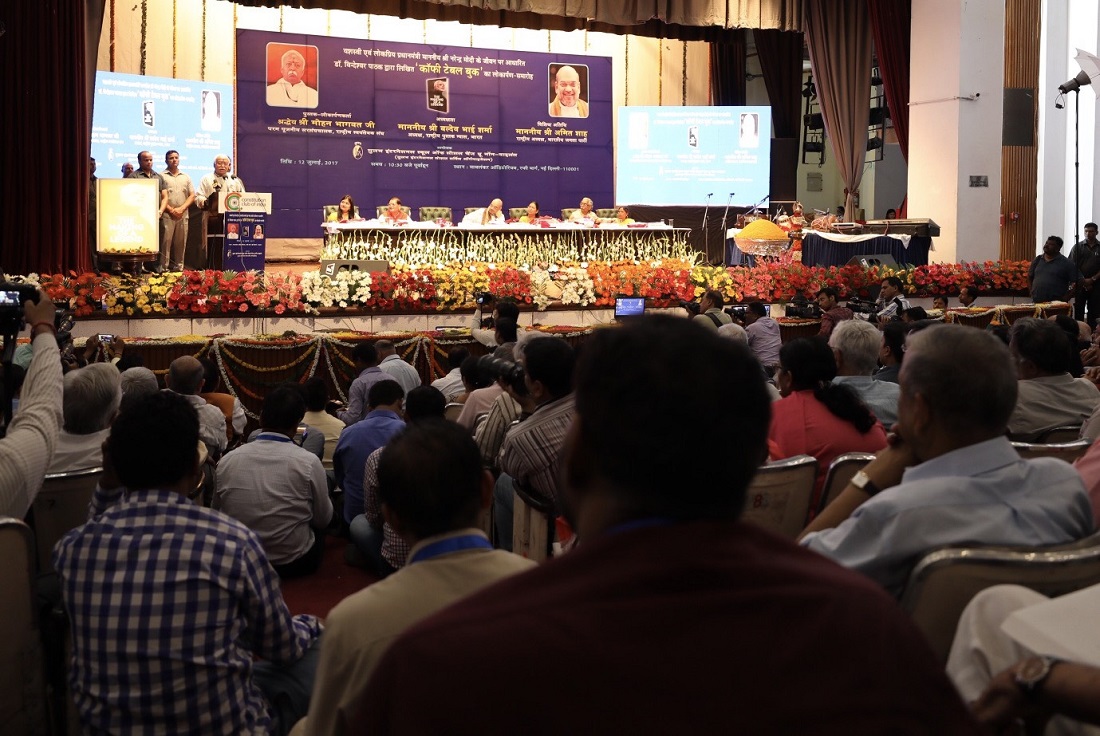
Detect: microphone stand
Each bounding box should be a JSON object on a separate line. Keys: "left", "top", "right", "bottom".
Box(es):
{"left": 702, "top": 193, "right": 713, "bottom": 262}
{"left": 720, "top": 193, "right": 735, "bottom": 265}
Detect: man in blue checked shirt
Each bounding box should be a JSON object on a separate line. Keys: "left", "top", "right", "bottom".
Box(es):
{"left": 54, "top": 391, "right": 322, "bottom": 735}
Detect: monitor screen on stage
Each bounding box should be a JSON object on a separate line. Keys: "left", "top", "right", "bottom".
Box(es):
{"left": 90, "top": 72, "right": 235, "bottom": 186}
{"left": 615, "top": 106, "right": 772, "bottom": 207}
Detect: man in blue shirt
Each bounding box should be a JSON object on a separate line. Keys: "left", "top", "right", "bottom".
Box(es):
{"left": 1029, "top": 235, "right": 1079, "bottom": 303}
{"left": 337, "top": 342, "right": 386, "bottom": 425}
{"left": 334, "top": 380, "right": 405, "bottom": 524}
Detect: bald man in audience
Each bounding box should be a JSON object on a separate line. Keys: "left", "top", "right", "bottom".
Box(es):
{"left": 1007, "top": 317, "right": 1100, "bottom": 440}
{"left": 802, "top": 324, "right": 1093, "bottom": 596}
{"left": 165, "top": 356, "right": 228, "bottom": 455}
{"left": 350, "top": 315, "right": 982, "bottom": 734}
{"left": 48, "top": 363, "right": 120, "bottom": 473}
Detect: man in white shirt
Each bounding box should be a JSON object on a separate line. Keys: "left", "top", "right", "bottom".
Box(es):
{"left": 266, "top": 48, "right": 319, "bottom": 108}
{"left": 215, "top": 385, "right": 333, "bottom": 578}
{"left": 376, "top": 339, "right": 422, "bottom": 397}
{"left": 461, "top": 199, "right": 504, "bottom": 226}
{"left": 193, "top": 155, "right": 246, "bottom": 269}
{"left": 430, "top": 347, "right": 469, "bottom": 402}
{"left": 161, "top": 150, "right": 194, "bottom": 272}
{"left": 569, "top": 197, "right": 597, "bottom": 224}
{"left": 48, "top": 363, "right": 120, "bottom": 474}
{"left": 165, "top": 356, "right": 228, "bottom": 455}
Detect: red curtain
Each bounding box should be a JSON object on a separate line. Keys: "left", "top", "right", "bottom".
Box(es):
{"left": 0, "top": 0, "right": 100, "bottom": 276}
{"left": 752, "top": 29, "right": 803, "bottom": 139}
{"left": 867, "top": 0, "right": 911, "bottom": 162}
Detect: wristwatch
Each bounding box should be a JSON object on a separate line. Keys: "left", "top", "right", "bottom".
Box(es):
{"left": 1014, "top": 656, "right": 1059, "bottom": 699}
{"left": 850, "top": 470, "right": 882, "bottom": 497}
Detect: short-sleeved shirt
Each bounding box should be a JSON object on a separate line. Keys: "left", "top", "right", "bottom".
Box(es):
{"left": 128, "top": 168, "right": 167, "bottom": 194}
{"left": 1029, "top": 253, "right": 1078, "bottom": 302}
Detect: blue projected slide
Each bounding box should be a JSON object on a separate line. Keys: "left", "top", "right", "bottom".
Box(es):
{"left": 616, "top": 106, "right": 771, "bottom": 207}
{"left": 91, "top": 72, "right": 235, "bottom": 185}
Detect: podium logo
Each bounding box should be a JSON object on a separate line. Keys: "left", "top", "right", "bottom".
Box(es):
{"left": 225, "top": 192, "right": 243, "bottom": 212}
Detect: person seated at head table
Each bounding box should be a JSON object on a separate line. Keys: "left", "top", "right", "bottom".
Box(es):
{"left": 518, "top": 201, "right": 541, "bottom": 224}
{"left": 461, "top": 199, "right": 504, "bottom": 226}
{"left": 382, "top": 196, "right": 409, "bottom": 225}
{"left": 605, "top": 206, "right": 634, "bottom": 225}
{"left": 932, "top": 295, "right": 948, "bottom": 311}
{"left": 569, "top": 197, "right": 597, "bottom": 224}
{"left": 328, "top": 195, "right": 360, "bottom": 223}
{"left": 885, "top": 208, "right": 897, "bottom": 219}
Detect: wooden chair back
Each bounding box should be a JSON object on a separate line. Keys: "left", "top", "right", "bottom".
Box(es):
{"left": 512, "top": 480, "right": 555, "bottom": 562}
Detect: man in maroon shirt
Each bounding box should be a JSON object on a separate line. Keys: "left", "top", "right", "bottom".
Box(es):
{"left": 350, "top": 315, "right": 980, "bottom": 735}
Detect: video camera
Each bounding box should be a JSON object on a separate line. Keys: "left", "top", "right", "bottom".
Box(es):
{"left": 679, "top": 299, "right": 702, "bottom": 316}
{"left": 847, "top": 298, "right": 879, "bottom": 316}
{"left": 785, "top": 295, "right": 819, "bottom": 319}
{"left": 477, "top": 354, "right": 527, "bottom": 396}
{"left": 0, "top": 282, "right": 41, "bottom": 335}
{"left": 724, "top": 305, "right": 747, "bottom": 322}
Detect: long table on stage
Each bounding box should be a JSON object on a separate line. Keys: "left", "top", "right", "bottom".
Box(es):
{"left": 726, "top": 228, "right": 933, "bottom": 268}
{"left": 322, "top": 222, "right": 692, "bottom": 264}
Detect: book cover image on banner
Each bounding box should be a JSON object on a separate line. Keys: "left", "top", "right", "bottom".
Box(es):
{"left": 91, "top": 72, "right": 234, "bottom": 187}
{"left": 236, "top": 30, "right": 613, "bottom": 239}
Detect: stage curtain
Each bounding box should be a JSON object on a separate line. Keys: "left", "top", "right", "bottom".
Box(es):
{"left": 0, "top": 0, "right": 103, "bottom": 275}
{"left": 867, "top": 0, "right": 911, "bottom": 162}
{"left": 228, "top": 0, "right": 803, "bottom": 36}
{"left": 802, "top": 0, "right": 871, "bottom": 221}
{"left": 711, "top": 30, "right": 748, "bottom": 106}
{"left": 753, "top": 29, "right": 802, "bottom": 139}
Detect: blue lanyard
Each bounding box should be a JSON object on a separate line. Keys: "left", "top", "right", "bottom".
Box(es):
{"left": 408, "top": 534, "right": 493, "bottom": 565}
{"left": 255, "top": 432, "right": 294, "bottom": 443}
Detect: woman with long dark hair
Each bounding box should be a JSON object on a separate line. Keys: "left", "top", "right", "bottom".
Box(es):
{"left": 769, "top": 337, "right": 888, "bottom": 506}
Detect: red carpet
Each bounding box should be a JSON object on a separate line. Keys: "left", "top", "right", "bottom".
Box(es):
{"left": 280, "top": 535, "right": 376, "bottom": 619}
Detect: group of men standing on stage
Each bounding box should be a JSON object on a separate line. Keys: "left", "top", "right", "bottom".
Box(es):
{"left": 90, "top": 151, "right": 244, "bottom": 273}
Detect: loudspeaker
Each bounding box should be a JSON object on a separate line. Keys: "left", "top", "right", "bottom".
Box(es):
{"left": 846, "top": 253, "right": 898, "bottom": 269}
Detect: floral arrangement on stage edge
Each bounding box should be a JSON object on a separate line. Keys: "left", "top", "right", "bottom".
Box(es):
{"left": 17, "top": 258, "right": 1030, "bottom": 318}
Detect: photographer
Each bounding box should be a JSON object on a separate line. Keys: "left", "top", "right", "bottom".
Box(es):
{"left": 690, "top": 291, "right": 733, "bottom": 331}
{"left": 469, "top": 294, "right": 520, "bottom": 348}
{"left": 0, "top": 292, "right": 63, "bottom": 518}
{"left": 874, "top": 276, "right": 911, "bottom": 325}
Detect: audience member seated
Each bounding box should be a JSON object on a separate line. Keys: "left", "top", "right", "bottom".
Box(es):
{"left": 947, "top": 585, "right": 1100, "bottom": 735}
{"left": 493, "top": 336, "right": 575, "bottom": 549}
{"left": 716, "top": 324, "right": 781, "bottom": 400}
{"left": 336, "top": 342, "right": 385, "bottom": 426}
{"left": 215, "top": 386, "right": 333, "bottom": 578}
{"left": 199, "top": 356, "right": 246, "bottom": 443}
{"left": 901, "top": 306, "right": 929, "bottom": 323}
{"left": 770, "top": 338, "right": 887, "bottom": 505}
{"left": 455, "top": 350, "right": 509, "bottom": 431}
{"left": 118, "top": 366, "right": 159, "bottom": 413}
{"left": 475, "top": 369, "right": 523, "bottom": 474}
{"left": 492, "top": 317, "right": 519, "bottom": 351}
{"left": 1074, "top": 439, "right": 1100, "bottom": 527}
{"left": 691, "top": 290, "right": 732, "bottom": 331}
{"left": 430, "top": 347, "right": 468, "bottom": 402}
{"left": 1008, "top": 318, "right": 1100, "bottom": 441}
{"left": 301, "top": 377, "right": 346, "bottom": 471}
{"left": 452, "top": 354, "right": 489, "bottom": 404}
{"left": 54, "top": 391, "right": 323, "bottom": 734}
{"left": 743, "top": 301, "right": 781, "bottom": 370}
{"left": 875, "top": 276, "right": 912, "bottom": 323}
{"left": 1053, "top": 314, "right": 1089, "bottom": 377}
{"left": 801, "top": 324, "right": 1094, "bottom": 596}
{"left": 376, "top": 339, "right": 421, "bottom": 397}
{"left": 165, "top": 355, "right": 228, "bottom": 455}
{"left": 48, "top": 363, "right": 120, "bottom": 473}
{"left": 873, "top": 321, "right": 906, "bottom": 384}
{"left": 299, "top": 420, "right": 534, "bottom": 736}
{"left": 0, "top": 292, "right": 62, "bottom": 518}
{"left": 829, "top": 319, "right": 901, "bottom": 427}
{"left": 469, "top": 295, "right": 520, "bottom": 348}
{"left": 333, "top": 380, "right": 404, "bottom": 525}
{"left": 351, "top": 315, "right": 981, "bottom": 734}
{"left": 348, "top": 387, "right": 448, "bottom": 578}
{"left": 816, "top": 287, "right": 854, "bottom": 338}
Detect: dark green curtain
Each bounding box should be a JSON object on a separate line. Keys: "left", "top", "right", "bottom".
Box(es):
{"left": 710, "top": 30, "right": 748, "bottom": 105}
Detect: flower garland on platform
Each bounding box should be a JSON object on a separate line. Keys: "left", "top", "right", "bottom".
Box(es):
{"left": 13, "top": 259, "right": 1030, "bottom": 319}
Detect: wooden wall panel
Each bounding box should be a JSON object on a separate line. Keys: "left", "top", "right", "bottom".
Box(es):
{"left": 1000, "top": 0, "right": 1041, "bottom": 262}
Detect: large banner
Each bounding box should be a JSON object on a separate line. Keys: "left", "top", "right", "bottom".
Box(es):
{"left": 236, "top": 31, "right": 613, "bottom": 239}
{"left": 91, "top": 72, "right": 234, "bottom": 186}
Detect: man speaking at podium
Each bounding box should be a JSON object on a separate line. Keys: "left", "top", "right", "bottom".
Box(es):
{"left": 193, "top": 155, "right": 246, "bottom": 270}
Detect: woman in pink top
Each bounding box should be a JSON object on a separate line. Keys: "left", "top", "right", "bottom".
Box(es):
{"left": 769, "top": 338, "right": 888, "bottom": 509}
